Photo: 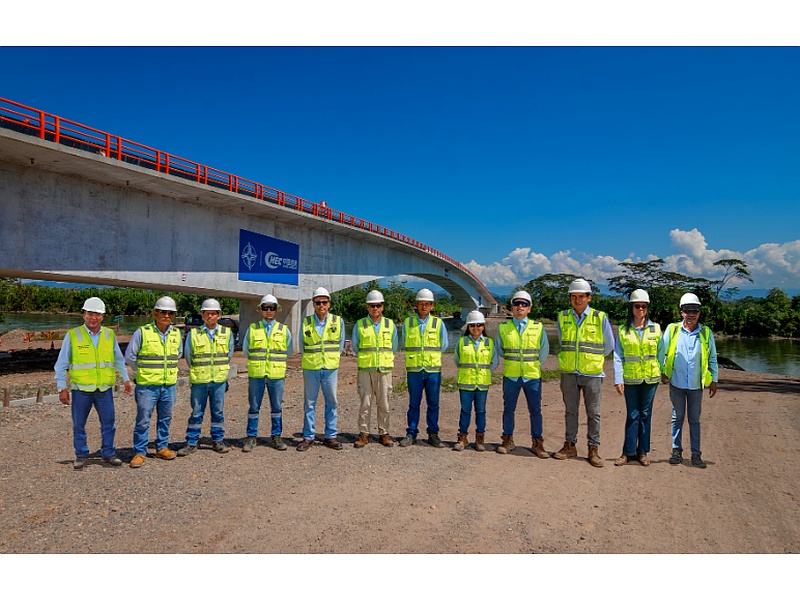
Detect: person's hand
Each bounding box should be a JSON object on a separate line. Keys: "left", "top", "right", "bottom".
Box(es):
{"left": 124, "top": 381, "right": 133, "bottom": 394}
{"left": 58, "top": 389, "right": 70, "bottom": 405}
{"left": 661, "top": 374, "right": 669, "bottom": 384}
{"left": 709, "top": 381, "right": 718, "bottom": 398}
{"left": 614, "top": 384, "right": 624, "bottom": 395}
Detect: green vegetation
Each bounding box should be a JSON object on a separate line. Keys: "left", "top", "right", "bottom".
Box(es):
{"left": 330, "top": 280, "right": 460, "bottom": 324}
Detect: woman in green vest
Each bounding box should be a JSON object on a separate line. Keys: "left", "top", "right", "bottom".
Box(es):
{"left": 453, "top": 310, "right": 498, "bottom": 451}
{"left": 612, "top": 289, "right": 661, "bottom": 466}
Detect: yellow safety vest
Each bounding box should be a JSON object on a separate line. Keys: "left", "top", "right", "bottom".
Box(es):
{"left": 403, "top": 315, "right": 444, "bottom": 373}
{"left": 67, "top": 326, "right": 117, "bottom": 391}
{"left": 247, "top": 321, "right": 289, "bottom": 379}
{"left": 356, "top": 317, "right": 395, "bottom": 373}
{"left": 456, "top": 336, "right": 494, "bottom": 391}
{"left": 618, "top": 323, "right": 662, "bottom": 384}
{"left": 188, "top": 326, "right": 232, "bottom": 384}
{"left": 663, "top": 322, "right": 713, "bottom": 387}
{"left": 558, "top": 308, "right": 608, "bottom": 375}
{"left": 301, "top": 314, "right": 343, "bottom": 370}
{"left": 498, "top": 320, "right": 543, "bottom": 380}
{"left": 135, "top": 323, "right": 182, "bottom": 386}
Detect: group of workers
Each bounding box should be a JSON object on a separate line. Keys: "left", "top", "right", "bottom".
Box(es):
{"left": 54, "top": 277, "right": 718, "bottom": 470}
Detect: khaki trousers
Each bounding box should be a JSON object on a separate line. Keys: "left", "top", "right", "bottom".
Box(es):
{"left": 357, "top": 370, "right": 392, "bottom": 435}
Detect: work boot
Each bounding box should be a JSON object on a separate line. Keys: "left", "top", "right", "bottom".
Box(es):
{"left": 614, "top": 455, "right": 630, "bottom": 466}
{"left": 669, "top": 448, "right": 683, "bottom": 465}
{"left": 398, "top": 434, "right": 416, "bottom": 447}
{"left": 427, "top": 433, "right": 445, "bottom": 448}
{"left": 553, "top": 441, "right": 577, "bottom": 460}
{"left": 691, "top": 453, "right": 707, "bottom": 469}
{"left": 270, "top": 436, "right": 288, "bottom": 451}
{"left": 73, "top": 457, "right": 87, "bottom": 470}
{"left": 177, "top": 444, "right": 197, "bottom": 457}
{"left": 155, "top": 447, "right": 176, "bottom": 460}
{"left": 323, "top": 437, "right": 343, "bottom": 450}
{"left": 452, "top": 432, "right": 468, "bottom": 452}
{"left": 297, "top": 438, "right": 314, "bottom": 452}
{"left": 638, "top": 453, "right": 650, "bottom": 467}
{"left": 103, "top": 456, "right": 123, "bottom": 467}
{"left": 588, "top": 446, "right": 603, "bottom": 468}
{"left": 379, "top": 435, "right": 395, "bottom": 447}
{"left": 129, "top": 454, "right": 145, "bottom": 468}
{"left": 242, "top": 437, "right": 257, "bottom": 452}
{"left": 475, "top": 432, "right": 486, "bottom": 452}
{"left": 496, "top": 434, "right": 515, "bottom": 454}
{"left": 354, "top": 432, "right": 369, "bottom": 448}
{"left": 212, "top": 441, "right": 230, "bottom": 454}
{"left": 531, "top": 438, "right": 549, "bottom": 459}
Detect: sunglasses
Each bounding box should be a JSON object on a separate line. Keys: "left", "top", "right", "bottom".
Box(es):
{"left": 314, "top": 300, "right": 329, "bottom": 306}
{"left": 468, "top": 323, "right": 484, "bottom": 327}
{"left": 155, "top": 310, "right": 175, "bottom": 315}
{"left": 368, "top": 303, "right": 384, "bottom": 308}
{"left": 512, "top": 301, "right": 530, "bottom": 307}
{"left": 632, "top": 304, "right": 648, "bottom": 310}
{"left": 682, "top": 309, "right": 700, "bottom": 315}
{"left": 260, "top": 305, "right": 278, "bottom": 311}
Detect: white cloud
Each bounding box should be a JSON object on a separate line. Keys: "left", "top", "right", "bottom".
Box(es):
{"left": 468, "top": 229, "right": 800, "bottom": 289}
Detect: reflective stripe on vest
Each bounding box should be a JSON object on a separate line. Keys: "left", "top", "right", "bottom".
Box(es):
{"left": 403, "top": 316, "right": 443, "bottom": 372}
{"left": 247, "top": 321, "right": 289, "bottom": 379}
{"left": 618, "top": 323, "right": 662, "bottom": 384}
{"left": 135, "top": 323, "right": 182, "bottom": 386}
{"left": 663, "top": 322, "right": 713, "bottom": 387}
{"left": 457, "top": 336, "right": 494, "bottom": 391}
{"left": 558, "top": 308, "right": 607, "bottom": 375}
{"left": 498, "top": 320, "right": 543, "bottom": 380}
{"left": 68, "top": 326, "right": 117, "bottom": 391}
{"left": 188, "top": 326, "right": 231, "bottom": 384}
{"left": 356, "top": 317, "right": 395, "bottom": 372}
{"left": 301, "top": 314, "right": 342, "bottom": 370}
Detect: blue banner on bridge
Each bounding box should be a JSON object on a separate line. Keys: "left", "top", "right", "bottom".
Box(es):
{"left": 238, "top": 229, "right": 299, "bottom": 285}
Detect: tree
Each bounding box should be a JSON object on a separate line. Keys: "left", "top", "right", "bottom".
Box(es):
{"left": 518, "top": 273, "right": 583, "bottom": 320}
{"left": 712, "top": 258, "right": 754, "bottom": 300}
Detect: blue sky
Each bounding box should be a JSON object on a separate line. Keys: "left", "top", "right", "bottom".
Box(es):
{"left": 3, "top": 46, "right": 799, "bottom": 293}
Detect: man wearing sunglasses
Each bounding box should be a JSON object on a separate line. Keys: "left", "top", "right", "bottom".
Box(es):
{"left": 658, "top": 293, "right": 718, "bottom": 468}
{"left": 124, "top": 296, "right": 183, "bottom": 468}
{"left": 298, "top": 287, "right": 345, "bottom": 451}
{"left": 240, "top": 294, "right": 293, "bottom": 452}
{"left": 351, "top": 290, "right": 398, "bottom": 448}
{"left": 495, "top": 290, "right": 550, "bottom": 457}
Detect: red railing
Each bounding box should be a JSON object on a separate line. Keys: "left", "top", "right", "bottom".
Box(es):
{"left": 0, "top": 96, "right": 495, "bottom": 304}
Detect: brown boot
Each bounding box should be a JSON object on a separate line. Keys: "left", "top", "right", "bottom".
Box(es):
{"left": 475, "top": 432, "right": 486, "bottom": 452}
{"left": 453, "top": 432, "right": 468, "bottom": 452}
{"left": 354, "top": 432, "right": 369, "bottom": 448}
{"left": 531, "top": 438, "right": 549, "bottom": 459}
{"left": 588, "top": 445, "right": 604, "bottom": 468}
{"left": 496, "top": 434, "right": 515, "bottom": 454}
{"left": 553, "top": 441, "right": 577, "bottom": 460}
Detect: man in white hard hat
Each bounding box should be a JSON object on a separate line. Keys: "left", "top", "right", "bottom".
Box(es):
{"left": 495, "top": 290, "right": 550, "bottom": 457}
{"left": 657, "top": 292, "right": 718, "bottom": 468}
{"left": 176, "top": 298, "right": 234, "bottom": 457}
{"left": 298, "top": 287, "right": 345, "bottom": 451}
{"left": 399, "top": 288, "right": 449, "bottom": 448}
{"left": 54, "top": 297, "right": 132, "bottom": 469}
{"left": 124, "top": 296, "right": 183, "bottom": 468}
{"left": 241, "top": 294, "right": 293, "bottom": 452}
{"left": 554, "top": 278, "right": 615, "bottom": 467}
{"left": 351, "top": 289, "right": 398, "bottom": 448}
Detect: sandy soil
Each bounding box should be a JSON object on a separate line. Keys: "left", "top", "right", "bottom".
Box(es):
{"left": 1, "top": 328, "right": 799, "bottom": 557}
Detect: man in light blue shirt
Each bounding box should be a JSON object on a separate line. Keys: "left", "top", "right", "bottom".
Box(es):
{"left": 658, "top": 293, "right": 718, "bottom": 468}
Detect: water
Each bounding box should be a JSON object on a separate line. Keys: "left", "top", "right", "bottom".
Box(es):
{"left": 0, "top": 313, "right": 152, "bottom": 335}
{"left": 714, "top": 337, "right": 800, "bottom": 377}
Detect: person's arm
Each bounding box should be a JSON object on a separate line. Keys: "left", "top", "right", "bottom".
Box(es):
{"left": 338, "top": 317, "right": 346, "bottom": 353}
{"left": 350, "top": 323, "right": 360, "bottom": 356}
{"left": 489, "top": 339, "right": 499, "bottom": 372}
{"left": 241, "top": 327, "right": 251, "bottom": 359}
{"left": 439, "top": 319, "right": 449, "bottom": 353}
{"left": 602, "top": 315, "right": 615, "bottom": 356}
{"left": 391, "top": 322, "right": 399, "bottom": 353}
{"left": 453, "top": 337, "right": 462, "bottom": 367}
{"left": 285, "top": 329, "right": 294, "bottom": 357}
{"left": 539, "top": 329, "right": 549, "bottom": 365}
{"left": 54, "top": 335, "right": 72, "bottom": 404}
{"left": 124, "top": 328, "right": 142, "bottom": 371}
{"left": 183, "top": 330, "right": 193, "bottom": 366}
{"left": 612, "top": 334, "right": 625, "bottom": 391}
{"left": 657, "top": 328, "right": 670, "bottom": 383}
{"left": 708, "top": 329, "right": 719, "bottom": 397}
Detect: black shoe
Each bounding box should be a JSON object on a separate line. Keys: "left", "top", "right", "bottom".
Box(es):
{"left": 297, "top": 438, "right": 314, "bottom": 452}
{"left": 212, "top": 441, "right": 230, "bottom": 454}
{"left": 324, "top": 437, "right": 343, "bottom": 450}
{"left": 103, "top": 456, "right": 123, "bottom": 467}
{"left": 177, "top": 444, "right": 197, "bottom": 457}
{"left": 73, "top": 457, "right": 87, "bottom": 470}
{"left": 691, "top": 453, "right": 707, "bottom": 468}
{"left": 669, "top": 448, "right": 683, "bottom": 465}
{"left": 427, "top": 433, "right": 445, "bottom": 448}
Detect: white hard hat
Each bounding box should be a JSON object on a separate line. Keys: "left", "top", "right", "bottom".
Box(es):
{"left": 415, "top": 288, "right": 435, "bottom": 302}
{"left": 466, "top": 310, "right": 486, "bottom": 325}
{"left": 366, "top": 290, "right": 385, "bottom": 304}
{"left": 680, "top": 293, "right": 701, "bottom": 307}
{"left": 82, "top": 297, "right": 106, "bottom": 314}
{"left": 154, "top": 296, "right": 177, "bottom": 312}
{"left": 568, "top": 278, "right": 592, "bottom": 294}
{"left": 511, "top": 290, "right": 532, "bottom": 304}
{"left": 312, "top": 287, "right": 330, "bottom": 300}
{"left": 629, "top": 289, "right": 650, "bottom": 303}
{"left": 201, "top": 298, "right": 221, "bottom": 312}
{"left": 259, "top": 294, "right": 278, "bottom": 306}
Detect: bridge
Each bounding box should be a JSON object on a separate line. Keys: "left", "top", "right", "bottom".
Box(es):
{"left": 0, "top": 97, "right": 497, "bottom": 337}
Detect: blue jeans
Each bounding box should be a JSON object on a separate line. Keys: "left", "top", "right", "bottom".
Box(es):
{"left": 670, "top": 384, "right": 703, "bottom": 454}
{"left": 247, "top": 377, "right": 285, "bottom": 437}
{"left": 185, "top": 381, "right": 227, "bottom": 445}
{"left": 622, "top": 382, "right": 658, "bottom": 455}
{"left": 406, "top": 370, "right": 441, "bottom": 437}
{"left": 501, "top": 377, "right": 543, "bottom": 439}
{"left": 71, "top": 388, "right": 116, "bottom": 459}
{"left": 458, "top": 389, "right": 487, "bottom": 433}
{"left": 133, "top": 384, "right": 176, "bottom": 455}
{"left": 302, "top": 369, "right": 338, "bottom": 440}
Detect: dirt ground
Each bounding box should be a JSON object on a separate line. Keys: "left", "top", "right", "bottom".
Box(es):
{"left": 1, "top": 327, "right": 799, "bottom": 561}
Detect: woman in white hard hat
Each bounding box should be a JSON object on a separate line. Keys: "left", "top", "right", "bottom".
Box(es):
{"left": 612, "top": 289, "right": 662, "bottom": 466}
{"left": 452, "top": 310, "right": 498, "bottom": 451}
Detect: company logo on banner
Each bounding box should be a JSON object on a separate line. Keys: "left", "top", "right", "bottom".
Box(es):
{"left": 239, "top": 229, "right": 299, "bottom": 285}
